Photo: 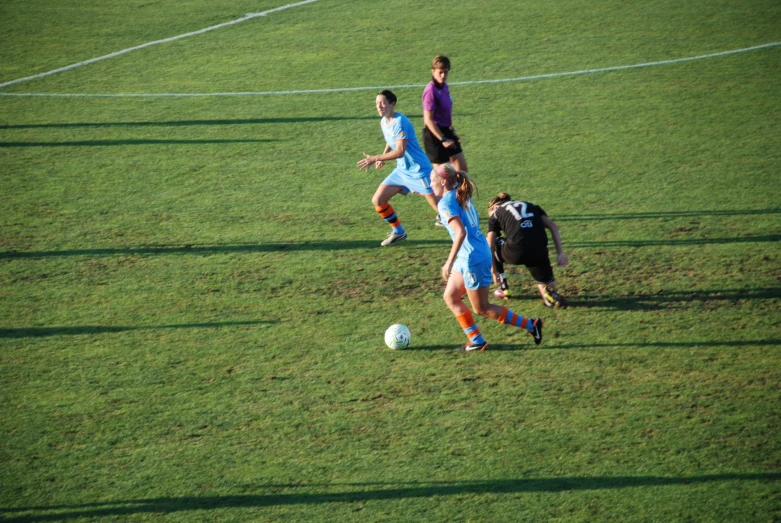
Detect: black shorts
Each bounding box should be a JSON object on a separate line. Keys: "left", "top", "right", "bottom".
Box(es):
{"left": 495, "top": 241, "right": 555, "bottom": 285}
{"left": 423, "top": 126, "right": 464, "bottom": 164}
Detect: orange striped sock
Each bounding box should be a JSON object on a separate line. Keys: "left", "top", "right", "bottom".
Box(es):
{"left": 456, "top": 311, "right": 486, "bottom": 344}
{"left": 375, "top": 203, "right": 402, "bottom": 231}
{"left": 499, "top": 306, "right": 532, "bottom": 332}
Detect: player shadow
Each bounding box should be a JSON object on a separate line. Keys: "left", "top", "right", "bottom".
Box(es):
{"left": 404, "top": 343, "right": 534, "bottom": 352}
{"left": 556, "top": 208, "right": 781, "bottom": 222}
{"left": 406, "top": 338, "right": 779, "bottom": 352}
{"left": 567, "top": 287, "right": 781, "bottom": 311}
{"left": 0, "top": 320, "right": 275, "bottom": 339}
{"left": 0, "top": 240, "right": 452, "bottom": 259}
{"left": 0, "top": 139, "right": 278, "bottom": 148}
{"left": 2, "top": 473, "right": 778, "bottom": 521}
{"left": 0, "top": 116, "right": 377, "bottom": 130}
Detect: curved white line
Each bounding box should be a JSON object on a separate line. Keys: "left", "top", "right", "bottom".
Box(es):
{"left": 1, "top": 41, "right": 778, "bottom": 97}
{"left": 0, "top": 0, "right": 319, "bottom": 89}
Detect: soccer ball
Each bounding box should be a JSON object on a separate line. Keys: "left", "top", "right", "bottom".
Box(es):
{"left": 384, "top": 324, "right": 411, "bottom": 350}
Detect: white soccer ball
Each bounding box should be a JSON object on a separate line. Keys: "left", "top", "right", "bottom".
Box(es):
{"left": 384, "top": 324, "right": 411, "bottom": 350}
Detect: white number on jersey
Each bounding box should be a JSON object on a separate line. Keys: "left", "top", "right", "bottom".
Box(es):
{"left": 463, "top": 201, "right": 480, "bottom": 228}
{"left": 502, "top": 201, "right": 534, "bottom": 221}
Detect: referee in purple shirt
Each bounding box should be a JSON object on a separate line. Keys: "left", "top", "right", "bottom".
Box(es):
{"left": 422, "top": 55, "right": 468, "bottom": 174}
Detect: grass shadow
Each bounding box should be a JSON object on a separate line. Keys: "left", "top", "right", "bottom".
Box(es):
{"left": 2, "top": 474, "right": 778, "bottom": 521}
{"left": 569, "top": 234, "right": 780, "bottom": 248}
{"left": 546, "top": 339, "right": 781, "bottom": 350}
{"left": 0, "top": 139, "right": 278, "bottom": 147}
{"left": 568, "top": 287, "right": 781, "bottom": 311}
{"left": 0, "top": 320, "right": 275, "bottom": 339}
{"left": 557, "top": 208, "right": 781, "bottom": 222}
{"left": 0, "top": 116, "right": 377, "bottom": 130}
{"left": 0, "top": 240, "right": 452, "bottom": 259}
{"left": 512, "top": 339, "right": 780, "bottom": 351}
{"left": 2, "top": 235, "right": 774, "bottom": 260}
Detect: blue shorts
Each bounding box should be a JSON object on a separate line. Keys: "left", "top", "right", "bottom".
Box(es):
{"left": 453, "top": 256, "right": 493, "bottom": 291}
{"left": 382, "top": 168, "right": 434, "bottom": 196}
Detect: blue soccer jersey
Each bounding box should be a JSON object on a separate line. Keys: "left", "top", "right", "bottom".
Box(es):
{"left": 438, "top": 190, "right": 491, "bottom": 265}
{"left": 381, "top": 113, "right": 432, "bottom": 178}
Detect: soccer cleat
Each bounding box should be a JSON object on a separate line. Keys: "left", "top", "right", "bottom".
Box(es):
{"left": 493, "top": 288, "right": 511, "bottom": 299}
{"left": 542, "top": 286, "right": 568, "bottom": 308}
{"left": 435, "top": 214, "right": 446, "bottom": 227}
{"left": 529, "top": 318, "right": 543, "bottom": 345}
{"left": 456, "top": 341, "right": 488, "bottom": 351}
{"left": 381, "top": 231, "right": 408, "bottom": 247}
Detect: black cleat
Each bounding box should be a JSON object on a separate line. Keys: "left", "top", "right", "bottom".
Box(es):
{"left": 529, "top": 318, "right": 543, "bottom": 345}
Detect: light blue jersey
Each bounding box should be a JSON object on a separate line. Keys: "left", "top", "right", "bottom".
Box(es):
{"left": 381, "top": 113, "right": 432, "bottom": 179}
{"left": 438, "top": 190, "right": 492, "bottom": 266}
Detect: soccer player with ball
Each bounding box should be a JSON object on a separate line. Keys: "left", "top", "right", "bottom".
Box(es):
{"left": 432, "top": 164, "right": 543, "bottom": 350}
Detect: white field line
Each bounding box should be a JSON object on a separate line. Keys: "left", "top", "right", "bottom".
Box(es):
{"left": 0, "top": 0, "right": 319, "bottom": 89}
{"left": 1, "top": 41, "right": 779, "bottom": 98}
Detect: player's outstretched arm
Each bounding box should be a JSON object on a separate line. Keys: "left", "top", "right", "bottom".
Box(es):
{"left": 356, "top": 141, "right": 404, "bottom": 172}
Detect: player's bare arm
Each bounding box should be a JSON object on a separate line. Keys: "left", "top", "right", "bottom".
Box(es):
{"left": 542, "top": 215, "right": 569, "bottom": 267}
{"left": 357, "top": 139, "right": 406, "bottom": 172}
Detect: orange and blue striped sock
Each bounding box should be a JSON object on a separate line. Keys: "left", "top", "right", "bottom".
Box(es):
{"left": 498, "top": 306, "right": 534, "bottom": 332}
{"left": 375, "top": 203, "right": 404, "bottom": 234}
{"left": 456, "top": 311, "right": 486, "bottom": 345}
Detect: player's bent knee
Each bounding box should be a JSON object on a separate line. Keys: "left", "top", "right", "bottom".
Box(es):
{"left": 472, "top": 304, "right": 490, "bottom": 317}
{"left": 443, "top": 291, "right": 462, "bottom": 309}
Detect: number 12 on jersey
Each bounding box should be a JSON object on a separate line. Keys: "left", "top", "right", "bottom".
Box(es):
{"left": 502, "top": 201, "right": 534, "bottom": 221}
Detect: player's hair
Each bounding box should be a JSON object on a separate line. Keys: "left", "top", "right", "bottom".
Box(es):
{"left": 377, "top": 90, "right": 397, "bottom": 105}
{"left": 438, "top": 163, "right": 476, "bottom": 209}
{"left": 432, "top": 55, "right": 451, "bottom": 71}
{"left": 488, "top": 192, "right": 512, "bottom": 211}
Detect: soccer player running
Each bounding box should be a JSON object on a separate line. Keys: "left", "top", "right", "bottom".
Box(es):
{"left": 432, "top": 164, "right": 543, "bottom": 351}
{"left": 486, "top": 192, "right": 569, "bottom": 308}
{"left": 357, "top": 90, "right": 440, "bottom": 247}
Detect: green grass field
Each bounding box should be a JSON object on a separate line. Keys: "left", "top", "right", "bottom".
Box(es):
{"left": 1, "top": 0, "right": 780, "bottom": 521}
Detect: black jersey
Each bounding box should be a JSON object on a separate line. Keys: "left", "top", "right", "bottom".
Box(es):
{"left": 487, "top": 200, "right": 548, "bottom": 253}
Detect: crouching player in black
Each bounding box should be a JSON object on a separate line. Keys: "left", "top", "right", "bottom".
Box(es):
{"left": 486, "top": 192, "right": 569, "bottom": 308}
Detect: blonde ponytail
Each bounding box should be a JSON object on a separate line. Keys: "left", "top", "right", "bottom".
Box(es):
{"left": 454, "top": 170, "right": 477, "bottom": 209}
{"left": 437, "top": 163, "right": 478, "bottom": 209}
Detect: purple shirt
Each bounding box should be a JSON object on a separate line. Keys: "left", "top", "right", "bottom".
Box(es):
{"left": 422, "top": 80, "right": 453, "bottom": 127}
